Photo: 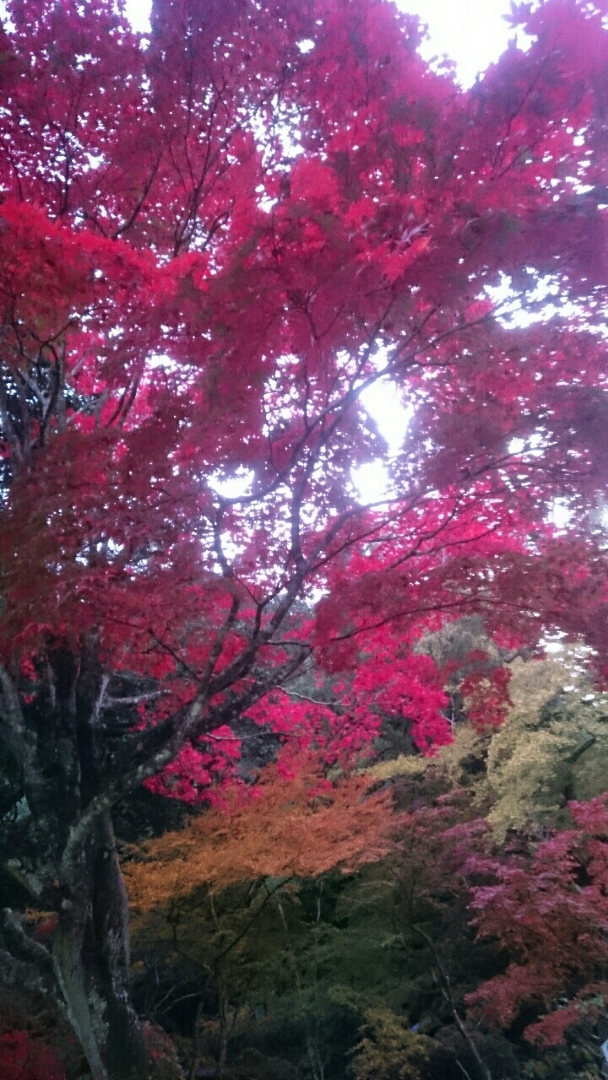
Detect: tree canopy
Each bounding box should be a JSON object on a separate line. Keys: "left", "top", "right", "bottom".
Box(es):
{"left": 2, "top": 0, "right": 608, "bottom": 1077}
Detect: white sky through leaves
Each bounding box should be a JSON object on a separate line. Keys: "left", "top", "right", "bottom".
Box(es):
{"left": 123, "top": 0, "right": 531, "bottom": 502}
{"left": 125, "top": 0, "right": 522, "bottom": 87}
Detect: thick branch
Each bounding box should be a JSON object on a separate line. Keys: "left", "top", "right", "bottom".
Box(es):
{"left": 1, "top": 907, "right": 54, "bottom": 972}
{"left": 0, "top": 665, "right": 43, "bottom": 796}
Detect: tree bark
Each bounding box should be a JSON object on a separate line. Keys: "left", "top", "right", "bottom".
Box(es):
{"left": 52, "top": 812, "right": 159, "bottom": 1080}
{"left": 0, "top": 641, "right": 181, "bottom": 1080}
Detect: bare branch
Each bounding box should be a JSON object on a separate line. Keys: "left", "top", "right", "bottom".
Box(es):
{"left": 412, "top": 925, "right": 492, "bottom": 1080}
{"left": 1, "top": 908, "right": 54, "bottom": 971}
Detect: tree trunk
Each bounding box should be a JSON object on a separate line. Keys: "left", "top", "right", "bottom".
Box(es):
{"left": 217, "top": 978, "right": 229, "bottom": 1079}
{"left": 53, "top": 811, "right": 164, "bottom": 1080}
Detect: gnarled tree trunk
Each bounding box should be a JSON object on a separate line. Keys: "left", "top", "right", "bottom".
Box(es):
{"left": 52, "top": 812, "right": 153, "bottom": 1080}
{"left": 0, "top": 638, "right": 184, "bottom": 1080}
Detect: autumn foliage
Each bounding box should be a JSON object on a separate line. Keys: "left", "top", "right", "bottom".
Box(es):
{"left": 125, "top": 765, "right": 396, "bottom": 908}
{"left": 467, "top": 795, "right": 608, "bottom": 1046}
{"left": 3, "top": 0, "right": 608, "bottom": 1077}
{"left": 0, "top": 1031, "right": 65, "bottom": 1080}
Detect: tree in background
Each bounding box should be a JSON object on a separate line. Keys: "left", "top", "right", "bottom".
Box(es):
{"left": 467, "top": 795, "right": 608, "bottom": 1053}
{"left": 3, "top": 0, "right": 608, "bottom": 1076}
{"left": 371, "top": 645, "right": 608, "bottom": 838}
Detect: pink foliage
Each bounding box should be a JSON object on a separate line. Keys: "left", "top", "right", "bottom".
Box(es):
{"left": 466, "top": 796, "right": 608, "bottom": 1044}
{"left": 0, "top": 1031, "right": 65, "bottom": 1080}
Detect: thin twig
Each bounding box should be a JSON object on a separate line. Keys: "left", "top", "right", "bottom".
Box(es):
{"left": 412, "top": 925, "right": 492, "bottom": 1080}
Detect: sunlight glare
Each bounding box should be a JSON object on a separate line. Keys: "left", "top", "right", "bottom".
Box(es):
{"left": 352, "top": 460, "right": 391, "bottom": 505}
{"left": 209, "top": 469, "right": 254, "bottom": 500}
{"left": 361, "top": 379, "right": 413, "bottom": 456}
{"left": 124, "top": 0, "right": 151, "bottom": 33}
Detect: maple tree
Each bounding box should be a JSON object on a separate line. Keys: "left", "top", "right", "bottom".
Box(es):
{"left": 2, "top": 0, "right": 608, "bottom": 1076}
{"left": 467, "top": 795, "right": 608, "bottom": 1050}
{"left": 124, "top": 766, "right": 395, "bottom": 909}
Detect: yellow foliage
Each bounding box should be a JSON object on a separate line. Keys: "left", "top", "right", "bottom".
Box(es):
{"left": 482, "top": 654, "right": 608, "bottom": 838}
{"left": 364, "top": 723, "right": 488, "bottom": 791}
{"left": 435, "top": 724, "right": 488, "bottom": 783}
{"left": 362, "top": 651, "right": 608, "bottom": 841}
{"left": 364, "top": 755, "right": 428, "bottom": 781}
{"left": 123, "top": 766, "right": 396, "bottom": 911}
{"left": 350, "top": 1007, "right": 434, "bottom": 1080}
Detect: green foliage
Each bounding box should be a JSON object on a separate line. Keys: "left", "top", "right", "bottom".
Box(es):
{"left": 130, "top": 783, "right": 494, "bottom": 1078}
{"left": 131, "top": 868, "right": 415, "bottom": 1076}
{"left": 522, "top": 1045, "right": 603, "bottom": 1080}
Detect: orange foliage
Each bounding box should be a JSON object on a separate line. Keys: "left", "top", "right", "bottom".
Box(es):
{"left": 123, "top": 766, "right": 395, "bottom": 910}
